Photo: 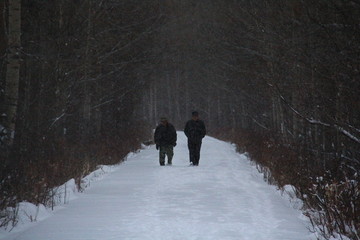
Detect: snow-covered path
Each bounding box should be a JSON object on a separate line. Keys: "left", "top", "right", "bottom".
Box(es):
{"left": 3, "top": 133, "right": 315, "bottom": 240}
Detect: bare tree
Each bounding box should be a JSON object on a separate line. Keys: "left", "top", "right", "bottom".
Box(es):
{"left": 4, "top": 0, "right": 21, "bottom": 145}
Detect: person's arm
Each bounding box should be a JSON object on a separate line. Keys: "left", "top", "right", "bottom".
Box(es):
{"left": 201, "top": 121, "right": 206, "bottom": 138}
{"left": 154, "top": 127, "right": 158, "bottom": 143}
{"left": 171, "top": 125, "right": 177, "bottom": 146}
{"left": 184, "top": 121, "right": 189, "bottom": 138}
{"left": 154, "top": 126, "right": 161, "bottom": 149}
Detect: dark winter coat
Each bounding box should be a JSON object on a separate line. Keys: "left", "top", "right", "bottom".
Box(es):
{"left": 154, "top": 123, "right": 177, "bottom": 147}
{"left": 184, "top": 119, "right": 206, "bottom": 143}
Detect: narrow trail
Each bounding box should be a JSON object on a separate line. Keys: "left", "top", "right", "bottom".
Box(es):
{"left": 4, "top": 133, "right": 315, "bottom": 240}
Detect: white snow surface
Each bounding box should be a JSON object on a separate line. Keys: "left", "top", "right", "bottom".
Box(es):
{"left": 1, "top": 132, "right": 317, "bottom": 240}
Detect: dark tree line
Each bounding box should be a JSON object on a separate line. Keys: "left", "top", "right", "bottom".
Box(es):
{"left": 1, "top": 0, "right": 359, "bottom": 239}
{"left": 1, "top": 0, "right": 163, "bottom": 226}
{"left": 139, "top": 1, "right": 360, "bottom": 239}
{"left": 213, "top": 2, "right": 360, "bottom": 239}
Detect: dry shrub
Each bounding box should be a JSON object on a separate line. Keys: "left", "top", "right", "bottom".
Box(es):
{"left": 0, "top": 121, "right": 151, "bottom": 227}
{"left": 213, "top": 128, "right": 303, "bottom": 187}
{"left": 304, "top": 177, "right": 359, "bottom": 239}
{"left": 211, "top": 127, "right": 359, "bottom": 240}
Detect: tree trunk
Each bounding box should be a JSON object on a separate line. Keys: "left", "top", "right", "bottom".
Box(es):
{"left": 0, "top": 1, "right": 6, "bottom": 54}
{"left": 4, "top": 0, "right": 21, "bottom": 145}
{"left": 166, "top": 73, "right": 172, "bottom": 119}
{"left": 174, "top": 71, "right": 181, "bottom": 124}
{"left": 82, "top": 1, "right": 92, "bottom": 139}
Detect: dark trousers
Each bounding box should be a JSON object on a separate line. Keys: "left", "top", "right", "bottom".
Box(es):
{"left": 188, "top": 141, "right": 202, "bottom": 165}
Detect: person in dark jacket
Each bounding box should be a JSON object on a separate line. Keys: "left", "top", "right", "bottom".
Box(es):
{"left": 154, "top": 117, "right": 177, "bottom": 166}
{"left": 184, "top": 111, "right": 206, "bottom": 166}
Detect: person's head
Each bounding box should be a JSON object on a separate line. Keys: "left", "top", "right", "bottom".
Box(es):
{"left": 191, "top": 111, "right": 199, "bottom": 120}
{"left": 160, "top": 117, "right": 168, "bottom": 125}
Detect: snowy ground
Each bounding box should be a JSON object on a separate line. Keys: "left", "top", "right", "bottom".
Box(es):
{"left": 1, "top": 132, "right": 317, "bottom": 240}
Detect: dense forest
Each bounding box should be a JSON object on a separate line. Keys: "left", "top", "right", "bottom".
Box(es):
{"left": 1, "top": 1, "right": 359, "bottom": 239}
